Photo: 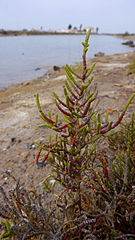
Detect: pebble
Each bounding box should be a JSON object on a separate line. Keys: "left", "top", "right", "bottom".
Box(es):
{"left": 37, "top": 161, "right": 48, "bottom": 169}
{"left": 23, "top": 145, "right": 29, "bottom": 150}
{"left": 53, "top": 65, "right": 60, "bottom": 71}
{"left": 94, "top": 52, "right": 105, "bottom": 57}
{"left": 0, "top": 169, "right": 3, "bottom": 174}
{"left": 20, "top": 150, "right": 29, "bottom": 158}
{"left": 2, "top": 145, "right": 10, "bottom": 151}
{"left": 11, "top": 137, "right": 16, "bottom": 143}
{"left": 20, "top": 168, "right": 25, "bottom": 172}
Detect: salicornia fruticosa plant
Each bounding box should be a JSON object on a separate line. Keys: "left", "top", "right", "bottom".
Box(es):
{"left": 0, "top": 29, "right": 135, "bottom": 240}
{"left": 35, "top": 29, "right": 135, "bottom": 210}
{"left": 108, "top": 112, "right": 135, "bottom": 152}
{"left": 0, "top": 172, "right": 65, "bottom": 240}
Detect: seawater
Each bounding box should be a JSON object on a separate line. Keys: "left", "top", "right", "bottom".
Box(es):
{"left": 0, "top": 34, "right": 132, "bottom": 89}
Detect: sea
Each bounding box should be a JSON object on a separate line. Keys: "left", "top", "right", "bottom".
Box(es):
{"left": 0, "top": 34, "right": 133, "bottom": 89}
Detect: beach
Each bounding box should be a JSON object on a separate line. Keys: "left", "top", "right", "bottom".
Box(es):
{"left": 0, "top": 50, "right": 135, "bottom": 189}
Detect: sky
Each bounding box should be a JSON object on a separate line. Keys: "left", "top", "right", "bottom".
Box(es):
{"left": 0, "top": 0, "right": 135, "bottom": 34}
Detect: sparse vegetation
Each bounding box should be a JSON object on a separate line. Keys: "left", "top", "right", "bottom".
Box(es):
{"left": 127, "top": 59, "right": 135, "bottom": 75}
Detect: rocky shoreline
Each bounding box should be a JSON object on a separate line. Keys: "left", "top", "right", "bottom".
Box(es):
{"left": 0, "top": 51, "right": 135, "bottom": 189}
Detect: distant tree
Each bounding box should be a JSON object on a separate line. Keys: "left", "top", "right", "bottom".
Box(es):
{"left": 79, "top": 24, "right": 83, "bottom": 31}
{"left": 40, "top": 26, "right": 43, "bottom": 31}
{"left": 73, "top": 26, "right": 77, "bottom": 30}
{"left": 124, "top": 31, "right": 129, "bottom": 36}
{"left": 68, "top": 24, "right": 72, "bottom": 30}
{"left": 96, "top": 27, "right": 99, "bottom": 34}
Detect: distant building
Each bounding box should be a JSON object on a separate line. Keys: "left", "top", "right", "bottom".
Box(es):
{"left": 85, "top": 27, "right": 94, "bottom": 33}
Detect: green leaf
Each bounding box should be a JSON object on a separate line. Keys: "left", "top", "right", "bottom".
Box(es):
{"left": 66, "top": 95, "right": 71, "bottom": 109}
{"left": 36, "top": 93, "right": 42, "bottom": 112}
{"left": 91, "top": 135, "right": 102, "bottom": 143}
{"left": 65, "top": 80, "right": 77, "bottom": 99}
{"left": 65, "top": 66, "right": 81, "bottom": 90}
{"left": 48, "top": 111, "right": 51, "bottom": 119}
{"left": 64, "top": 87, "right": 68, "bottom": 97}
{"left": 97, "top": 113, "right": 101, "bottom": 124}
{"left": 107, "top": 121, "right": 113, "bottom": 131}
{"left": 55, "top": 114, "right": 58, "bottom": 124}
{"left": 86, "top": 62, "right": 96, "bottom": 79}
{"left": 105, "top": 112, "right": 108, "bottom": 123}
{"left": 124, "top": 93, "right": 135, "bottom": 112}
{"left": 91, "top": 143, "right": 96, "bottom": 153}
{"left": 48, "top": 134, "right": 51, "bottom": 144}
{"left": 77, "top": 62, "right": 82, "bottom": 71}
{"left": 52, "top": 91, "right": 59, "bottom": 101}
{"left": 94, "top": 115, "right": 97, "bottom": 128}
{"left": 66, "top": 64, "right": 82, "bottom": 79}
{"left": 85, "top": 28, "right": 91, "bottom": 45}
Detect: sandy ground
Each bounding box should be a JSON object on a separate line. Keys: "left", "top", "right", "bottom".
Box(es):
{"left": 0, "top": 51, "right": 135, "bottom": 190}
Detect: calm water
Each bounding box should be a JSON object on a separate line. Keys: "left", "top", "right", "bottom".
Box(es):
{"left": 0, "top": 34, "right": 132, "bottom": 89}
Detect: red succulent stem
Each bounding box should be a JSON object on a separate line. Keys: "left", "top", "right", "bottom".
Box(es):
{"left": 118, "top": 216, "right": 126, "bottom": 231}
{"left": 100, "top": 122, "right": 109, "bottom": 130}
{"left": 40, "top": 112, "right": 56, "bottom": 125}
{"left": 100, "top": 111, "right": 125, "bottom": 134}
{"left": 56, "top": 97, "right": 69, "bottom": 108}
{"left": 71, "top": 133, "right": 77, "bottom": 148}
{"left": 82, "top": 102, "right": 91, "bottom": 117}
{"left": 104, "top": 167, "right": 110, "bottom": 181}
{"left": 56, "top": 121, "right": 75, "bottom": 130}
{"left": 79, "top": 98, "right": 90, "bottom": 108}
{"left": 69, "top": 96, "right": 75, "bottom": 105}
{"left": 35, "top": 149, "right": 42, "bottom": 164}
{"left": 42, "top": 152, "right": 49, "bottom": 163}
{"left": 79, "top": 117, "right": 91, "bottom": 128}
{"left": 56, "top": 103, "right": 72, "bottom": 117}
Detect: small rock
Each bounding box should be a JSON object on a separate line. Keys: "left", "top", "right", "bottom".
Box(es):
{"left": 23, "top": 145, "right": 29, "bottom": 150}
{"left": 28, "top": 142, "right": 35, "bottom": 149}
{"left": 32, "top": 144, "right": 36, "bottom": 149}
{"left": 103, "top": 72, "right": 110, "bottom": 76}
{"left": 37, "top": 161, "right": 48, "bottom": 169}
{"left": 11, "top": 137, "right": 16, "bottom": 143}
{"left": 20, "top": 168, "right": 25, "bottom": 172}
{"left": 20, "top": 150, "right": 29, "bottom": 158}
{"left": 0, "top": 170, "right": 3, "bottom": 174}
{"left": 18, "top": 139, "right": 22, "bottom": 143}
{"left": 114, "top": 84, "right": 123, "bottom": 87}
{"left": 122, "top": 40, "right": 135, "bottom": 47}
{"left": 122, "top": 40, "right": 133, "bottom": 45}
{"left": 35, "top": 67, "right": 41, "bottom": 71}
{"left": 3, "top": 145, "right": 10, "bottom": 151}
{"left": 94, "top": 52, "right": 104, "bottom": 57}
{"left": 23, "top": 82, "right": 30, "bottom": 86}
{"left": 53, "top": 65, "right": 60, "bottom": 71}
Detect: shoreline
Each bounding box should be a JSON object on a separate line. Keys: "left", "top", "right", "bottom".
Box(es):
{"left": 0, "top": 30, "right": 135, "bottom": 38}
{"left": 1, "top": 33, "right": 135, "bottom": 90}
{"left": 0, "top": 51, "right": 135, "bottom": 189}
{"left": 0, "top": 30, "right": 87, "bottom": 37}
{"left": 0, "top": 31, "right": 135, "bottom": 41}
